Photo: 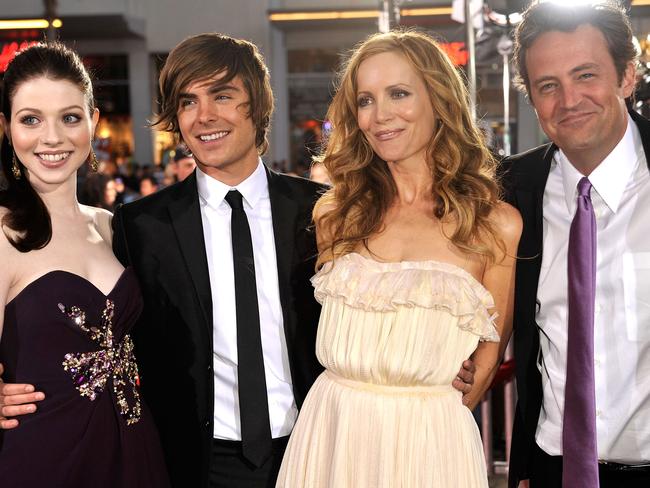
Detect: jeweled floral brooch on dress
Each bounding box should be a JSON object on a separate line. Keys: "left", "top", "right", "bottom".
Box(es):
{"left": 59, "top": 299, "right": 141, "bottom": 425}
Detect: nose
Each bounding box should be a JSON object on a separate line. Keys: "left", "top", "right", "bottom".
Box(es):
{"left": 197, "top": 100, "right": 217, "bottom": 124}
{"left": 40, "top": 121, "right": 64, "bottom": 146}
{"left": 559, "top": 85, "right": 582, "bottom": 110}
{"left": 374, "top": 97, "right": 394, "bottom": 123}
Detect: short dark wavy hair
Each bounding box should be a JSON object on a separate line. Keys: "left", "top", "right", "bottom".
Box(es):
{"left": 513, "top": 1, "right": 637, "bottom": 101}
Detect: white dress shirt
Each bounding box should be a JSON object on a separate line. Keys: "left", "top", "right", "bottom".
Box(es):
{"left": 196, "top": 161, "right": 298, "bottom": 440}
{"left": 535, "top": 116, "right": 650, "bottom": 463}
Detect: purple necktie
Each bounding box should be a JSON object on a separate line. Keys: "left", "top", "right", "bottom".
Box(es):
{"left": 562, "top": 177, "right": 599, "bottom": 487}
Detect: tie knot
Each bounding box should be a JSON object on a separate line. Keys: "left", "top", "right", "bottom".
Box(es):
{"left": 225, "top": 189, "right": 244, "bottom": 210}
{"left": 577, "top": 177, "right": 592, "bottom": 198}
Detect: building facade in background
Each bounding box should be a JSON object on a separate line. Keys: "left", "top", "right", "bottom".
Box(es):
{"left": 2, "top": 0, "right": 650, "bottom": 170}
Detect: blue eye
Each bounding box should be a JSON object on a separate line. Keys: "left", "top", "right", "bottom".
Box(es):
{"left": 392, "top": 89, "right": 409, "bottom": 99}
{"left": 20, "top": 115, "right": 39, "bottom": 125}
{"left": 63, "top": 113, "right": 82, "bottom": 124}
{"left": 539, "top": 82, "right": 557, "bottom": 94}
{"left": 179, "top": 99, "right": 195, "bottom": 108}
{"left": 357, "top": 96, "right": 372, "bottom": 108}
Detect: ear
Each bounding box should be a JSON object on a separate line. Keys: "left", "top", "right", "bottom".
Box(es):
{"left": 621, "top": 61, "right": 636, "bottom": 99}
{"left": 91, "top": 108, "right": 100, "bottom": 134}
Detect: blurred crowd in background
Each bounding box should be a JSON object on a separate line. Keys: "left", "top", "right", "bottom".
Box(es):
{"left": 79, "top": 145, "right": 331, "bottom": 211}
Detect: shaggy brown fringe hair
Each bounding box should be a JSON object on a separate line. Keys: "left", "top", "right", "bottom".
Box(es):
{"left": 151, "top": 33, "right": 274, "bottom": 155}
{"left": 315, "top": 30, "right": 502, "bottom": 267}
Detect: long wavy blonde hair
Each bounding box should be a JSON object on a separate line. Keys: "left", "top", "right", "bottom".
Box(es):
{"left": 315, "top": 29, "right": 502, "bottom": 267}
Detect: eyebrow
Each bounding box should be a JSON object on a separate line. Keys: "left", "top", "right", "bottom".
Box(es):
{"left": 179, "top": 82, "right": 241, "bottom": 100}
{"left": 357, "top": 83, "right": 411, "bottom": 95}
{"left": 569, "top": 63, "right": 599, "bottom": 75}
{"left": 208, "top": 82, "right": 240, "bottom": 94}
{"left": 532, "top": 63, "right": 600, "bottom": 86}
{"left": 15, "top": 105, "right": 85, "bottom": 115}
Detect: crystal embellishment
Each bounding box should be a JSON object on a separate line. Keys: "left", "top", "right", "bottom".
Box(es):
{"left": 59, "top": 299, "right": 141, "bottom": 425}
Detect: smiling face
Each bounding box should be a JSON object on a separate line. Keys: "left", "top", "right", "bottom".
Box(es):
{"left": 526, "top": 24, "right": 635, "bottom": 172}
{"left": 176, "top": 72, "right": 259, "bottom": 183}
{"left": 355, "top": 51, "right": 436, "bottom": 168}
{"left": 4, "top": 76, "right": 98, "bottom": 191}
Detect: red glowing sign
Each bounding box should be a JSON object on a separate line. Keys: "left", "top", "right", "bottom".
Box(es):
{"left": 440, "top": 42, "right": 468, "bottom": 66}
{"left": 0, "top": 40, "right": 39, "bottom": 73}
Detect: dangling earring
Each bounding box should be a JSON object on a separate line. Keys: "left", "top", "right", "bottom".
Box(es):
{"left": 89, "top": 148, "right": 99, "bottom": 172}
{"left": 11, "top": 151, "right": 21, "bottom": 179}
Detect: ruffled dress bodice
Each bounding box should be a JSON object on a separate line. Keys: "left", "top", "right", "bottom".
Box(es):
{"left": 277, "top": 253, "right": 496, "bottom": 487}
{"left": 313, "top": 252, "right": 498, "bottom": 387}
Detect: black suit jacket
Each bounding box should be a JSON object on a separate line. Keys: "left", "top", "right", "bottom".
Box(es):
{"left": 504, "top": 111, "right": 650, "bottom": 487}
{"left": 112, "top": 167, "right": 325, "bottom": 488}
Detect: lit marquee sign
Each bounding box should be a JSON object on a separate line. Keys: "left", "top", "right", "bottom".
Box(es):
{"left": 0, "top": 40, "right": 39, "bottom": 72}
{"left": 440, "top": 42, "right": 468, "bottom": 66}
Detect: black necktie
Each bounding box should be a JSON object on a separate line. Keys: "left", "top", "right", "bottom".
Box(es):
{"left": 224, "top": 189, "right": 272, "bottom": 467}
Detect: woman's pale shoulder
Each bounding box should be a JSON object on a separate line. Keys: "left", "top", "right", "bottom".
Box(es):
{"left": 489, "top": 201, "right": 522, "bottom": 241}
{"left": 312, "top": 194, "right": 331, "bottom": 218}
{"left": 81, "top": 205, "right": 113, "bottom": 241}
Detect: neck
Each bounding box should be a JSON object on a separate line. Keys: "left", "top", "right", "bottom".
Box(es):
{"left": 387, "top": 158, "right": 433, "bottom": 205}
{"left": 34, "top": 177, "right": 81, "bottom": 218}
{"left": 198, "top": 155, "right": 259, "bottom": 187}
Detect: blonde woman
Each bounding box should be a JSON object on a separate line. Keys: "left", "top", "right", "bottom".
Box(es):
{"left": 277, "top": 30, "right": 521, "bottom": 487}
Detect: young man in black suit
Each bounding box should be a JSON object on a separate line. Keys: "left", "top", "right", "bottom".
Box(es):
{"left": 503, "top": 3, "right": 650, "bottom": 487}
{"left": 110, "top": 34, "right": 325, "bottom": 488}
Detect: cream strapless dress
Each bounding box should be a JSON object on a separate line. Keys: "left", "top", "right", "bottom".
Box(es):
{"left": 276, "top": 252, "right": 498, "bottom": 487}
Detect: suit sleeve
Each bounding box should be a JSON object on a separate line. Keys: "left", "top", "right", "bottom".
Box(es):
{"left": 112, "top": 204, "right": 132, "bottom": 267}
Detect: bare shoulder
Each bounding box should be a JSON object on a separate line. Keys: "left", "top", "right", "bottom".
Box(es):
{"left": 313, "top": 193, "right": 335, "bottom": 221}
{"left": 489, "top": 201, "right": 522, "bottom": 244}
{"left": 313, "top": 192, "right": 337, "bottom": 253}
{"left": 81, "top": 205, "right": 113, "bottom": 244}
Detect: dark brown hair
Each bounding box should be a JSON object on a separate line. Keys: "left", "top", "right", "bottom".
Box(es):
{"left": 513, "top": 1, "right": 637, "bottom": 101}
{"left": 0, "top": 42, "right": 95, "bottom": 252}
{"left": 152, "top": 33, "right": 274, "bottom": 155}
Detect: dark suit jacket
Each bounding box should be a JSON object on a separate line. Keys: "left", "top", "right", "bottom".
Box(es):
{"left": 504, "top": 111, "right": 650, "bottom": 488}
{"left": 112, "top": 167, "right": 325, "bottom": 488}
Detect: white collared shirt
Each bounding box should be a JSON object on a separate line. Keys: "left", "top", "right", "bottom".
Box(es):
{"left": 535, "top": 116, "right": 650, "bottom": 463}
{"left": 196, "top": 160, "right": 297, "bottom": 440}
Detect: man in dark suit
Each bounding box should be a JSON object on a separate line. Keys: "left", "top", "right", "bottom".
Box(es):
{"left": 504, "top": 3, "right": 650, "bottom": 487}
{"left": 111, "top": 34, "right": 324, "bottom": 488}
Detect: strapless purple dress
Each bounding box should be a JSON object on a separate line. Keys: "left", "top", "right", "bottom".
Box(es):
{"left": 0, "top": 268, "right": 170, "bottom": 487}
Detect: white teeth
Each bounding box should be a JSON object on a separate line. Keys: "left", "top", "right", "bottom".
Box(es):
{"left": 38, "top": 152, "right": 70, "bottom": 162}
{"left": 199, "top": 131, "right": 228, "bottom": 141}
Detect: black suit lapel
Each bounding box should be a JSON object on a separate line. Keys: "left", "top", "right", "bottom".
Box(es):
{"left": 267, "top": 168, "right": 299, "bottom": 345}
{"left": 516, "top": 144, "right": 555, "bottom": 262}
{"left": 167, "top": 174, "right": 213, "bottom": 336}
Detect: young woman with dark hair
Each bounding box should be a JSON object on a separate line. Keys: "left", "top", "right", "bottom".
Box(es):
{"left": 0, "top": 42, "right": 169, "bottom": 487}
